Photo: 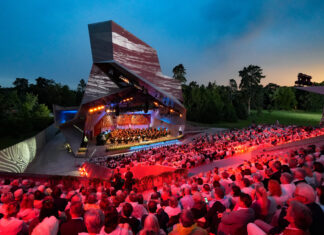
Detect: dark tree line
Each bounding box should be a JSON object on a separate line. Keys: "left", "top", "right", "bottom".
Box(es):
{"left": 12, "top": 77, "right": 86, "bottom": 108}
{"left": 0, "top": 77, "right": 86, "bottom": 139}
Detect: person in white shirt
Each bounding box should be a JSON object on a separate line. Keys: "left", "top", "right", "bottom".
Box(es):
{"left": 0, "top": 201, "right": 28, "bottom": 235}
{"left": 164, "top": 196, "right": 181, "bottom": 218}
{"left": 280, "top": 173, "right": 296, "bottom": 199}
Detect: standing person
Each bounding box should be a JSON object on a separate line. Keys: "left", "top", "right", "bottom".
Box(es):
{"left": 124, "top": 167, "right": 134, "bottom": 192}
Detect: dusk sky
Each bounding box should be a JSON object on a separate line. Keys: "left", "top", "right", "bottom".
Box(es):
{"left": 0, "top": 0, "right": 324, "bottom": 89}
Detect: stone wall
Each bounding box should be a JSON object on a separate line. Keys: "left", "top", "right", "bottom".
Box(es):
{"left": 0, "top": 124, "right": 57, "bottom": 173}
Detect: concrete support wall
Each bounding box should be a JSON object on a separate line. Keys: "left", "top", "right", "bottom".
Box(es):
{"left": 0, "top": 124, "right": 57, "bottom": 173}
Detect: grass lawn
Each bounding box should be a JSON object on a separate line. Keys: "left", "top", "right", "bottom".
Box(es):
{"left": 189, "top": 110, "right": 322, "bottom": 129}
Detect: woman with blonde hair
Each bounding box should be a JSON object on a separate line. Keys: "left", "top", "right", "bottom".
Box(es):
{"left": 140, "top": 214, "right": 165, "bottom": 235}
{"left": 17, "top": 193, "right": 39, "bottom": 224}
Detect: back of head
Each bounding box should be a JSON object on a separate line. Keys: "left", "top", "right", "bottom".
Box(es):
{"left": 203, "top": 184, "right": 210, "bottom": 192}
{"left": 122, "top": 202, "right": 133, "bottom": 218}
{"left": 84, "top": 209, "right": 104, "bottom": 234}
{"left": 86, "top": 193, "right": 97, "bottom": 204}
{"left": 71, "top": 193, "right": 82, "bottom": 203}
{"left": 268, "top": 179, "right": 282, "bottom": 196}
{"left": 129, "top": 193, "right": 137, "bottom": 202}
{"left": 239, "top": 193, "right": 252, "bottom": 208}
{"left": 169, "top": 196, "right": 178, "bottom": 208}
{"left": 21, "top": 193, "right": 34, "bottom": 209}
{"left": 232, "top": 185, "right": 241, "bottom": 197}
{"left": 295, "top": 183, "right": 316, "bottom": 204}
{"left": 1, "top": 192, "right": 14, "bottom": 204}
{"left": 180, "top": 209, "right": 195, "bottom": 227}
{"left": 6, "top": 201, "right": 20, "bottom": 218}
{"left": 70, "top": 201, "right": 84, "bottom": 217}
{"left": 288, "top": 200, "right": 312, "bottom": 231}
{"left": 221, "top": 172, "right": 229, "bottom": 179}
{"left": 40, "top": 196, "right": 58, "bottom": 221}
{"left": 243, "top": 178, "right": 251, "bottom": 187}
{"left": 52, "top": 187, "right": 62, "bottom": 199}
{"left": 143, "top": 214, "right": 160, "bottom": 233}
{"left": 104, "top": 206, "right": 119, "bottom": 230}
{"left": 272, "top": 161, "right": 281, "bottom": 171}
{"left": 183, "top": 187, "right": 191, "bottom": 195}
{"left": 214, "top": 187, "right": 225, "bottom": 199}
{"left": 294, "top": 168, "right": 306, "bottom": 180}
{"left": 313, "top": 162, "right": 324, "bottom": 173}
{"left": 148, "top": 200, "right": 157, "bottom": 213}
{"left": 281, "top": 172, "right": 293, "bottom": 184}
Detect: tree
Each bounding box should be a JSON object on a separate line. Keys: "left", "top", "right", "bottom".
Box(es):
{"left": 229, "top": 79, "right": 237, "bottom": 91}
{"left": 239, "top": 65, "right": 265, "bottom": 115}
{"left": 172, "top": 64, "right": 187, "bottom": 84}
{"left": 77, "top": 79, "right": 87, "bottom": 93}
{"left": 263, "top": 83, "right": 279, "bottom": 110}
{"left": 273, "top": 87, "right": 297, "bottom": 110}
{"left": 13, "top": 78, "right": 29, "bottom": 95}
{"left": 76, "top": 79, "right": 87, "bottom": 104}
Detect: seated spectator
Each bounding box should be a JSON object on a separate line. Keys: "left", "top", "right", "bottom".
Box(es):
{"left": 228, "top": 185, "right": 241, "bottom": 207}
{"left": 190, "top": 192, "right": 207, "bottom": 225}
{"left": 14, "top": 188, "right": 24, "bottom": 202}
{"left": 251, "top": 185, "right": 277, "bottom": 223}
{"left": 293, "top": 183, "right": 324, "bottom": 235}
{"left": 164, "top": 196, "right": 181, "bottom": 218}
{"left": 101, "top": 206, "right": 132, "bottom": 235}
{"left": 240, "top": 178, "right": 253, "bottom": 195}
{"left": 52, "top": 187, "right": 68, "bottom": 212}
{"left": 81, "top": 209, "right": 104, "bottom": 235}
{"left": 169, "top": 209, "right": 207, "bottom": 235}
{"left": 269, "top": 161, "right": 281, "bottom": 183}
{"left": 129, "top": 193, "right": 147, "bottom": 220}
{"left": 313, "top": 162, "right": 324, "bottom": 187}
{"left": 142, "top": 200, "right": 169, "bottom": 233}
{"left": 118, "top": 203, "right": 140, "bottom": 234}
{"left": 218, "top": 193, "right": 255, "bottom": 235}
{"left": 0, "top": 201, "right": 28, "bottom": 234}
{"left": 17, "top": 193, "right": 39, "bottom": 224}
{"left": 0, "top": 192, "right": 14, "bottom": 216}
{"left": 180, "top": 187, "right": 194, "bottom": 210}
{"left": 248, "top": 200, "right": 312, "bottom": 235}
{"left": 140, "top": 214, "right": 165, "bottom": 235}
{"left": 316, "top": 185, "right": 324, "bottom": 211}
{"left": 293, "top": 168, "right": 307, "bottom": 185}
{"left": 60, "top": 201, "right": 87, "bottom": 235}
{"left": 33, "top": 190, "right": 44, "bottom": 210}
{"left": 209, "top": 187, "right": 231, "bottom": 209}
{"left": 280, "top": 172, "right": 296, "bottom": 199}
{"left": 84, "top": 193, "right": 100, "bottom": 211}
{"left": 29, "top": 196, "right": 59, "bottom": 234}
{"left": 268, "top": 179, "right": 288, "bottom": 207}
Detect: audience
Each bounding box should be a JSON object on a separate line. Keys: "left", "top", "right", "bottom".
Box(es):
{"left": 0, "top": 124, "right": 323, "bottom": 234}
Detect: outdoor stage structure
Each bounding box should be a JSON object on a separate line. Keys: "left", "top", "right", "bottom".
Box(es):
{"left": 54, "top": 20, "right": 186, "bottom": 156}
